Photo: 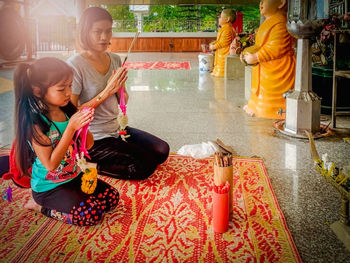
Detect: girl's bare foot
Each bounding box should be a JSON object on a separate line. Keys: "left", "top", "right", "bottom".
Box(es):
{"left": 24, "top": 198, "right": 41, "bottom": 212}
{"left": 243, "top": 105, "right": 255, "bottom": 117}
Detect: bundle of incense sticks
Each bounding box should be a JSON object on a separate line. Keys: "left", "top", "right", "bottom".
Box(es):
{"left": 213, "top": 181, "right": 230, "bottom": 194}
{"left": 214, "top": 152, "right": 232, "bottom": 167}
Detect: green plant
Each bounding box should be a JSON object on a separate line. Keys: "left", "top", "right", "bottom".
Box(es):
{"left": 107, "top": 5, "right": 260, "bottom": 33}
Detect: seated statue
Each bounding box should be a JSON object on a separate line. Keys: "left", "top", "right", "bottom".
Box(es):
{"left": 241, "top": 0, "right": 296, "bottom": 119}
{"left": 209, "top": 9, "right": 236, "bottom": 77}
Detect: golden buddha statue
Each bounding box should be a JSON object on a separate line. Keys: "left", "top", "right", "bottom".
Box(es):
{"left": 241, "top": 0, "right": 296, "bottom": 119}
{"left": 209, "top": 9, "right": 236, "bottom": 77}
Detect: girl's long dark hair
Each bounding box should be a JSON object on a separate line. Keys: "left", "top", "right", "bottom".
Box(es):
{"left": 14, "top": 57, "right": 77, "bottom": 177}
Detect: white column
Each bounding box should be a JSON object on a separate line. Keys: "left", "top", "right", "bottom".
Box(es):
{"left": 75, "top": 0, "right": 86, "bottom": 23}
{"left": 285, "top": 39, "right": 321, "bottom": 134}
{"left": 136, "top": 13, "right": 143, "bottom": 32}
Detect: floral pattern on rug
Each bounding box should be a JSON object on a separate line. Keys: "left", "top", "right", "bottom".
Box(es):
{"left": 0, "top": 155, "right": 301, "bottom": 262}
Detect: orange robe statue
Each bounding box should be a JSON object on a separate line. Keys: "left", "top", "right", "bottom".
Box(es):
{"left": 244, "top": 13, "right": 296, "bottom": 119}
{"left": 211, "top": 23, "right": 236, "bottom": 77}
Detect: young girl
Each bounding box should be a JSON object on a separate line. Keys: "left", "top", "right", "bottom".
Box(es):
{"left": 14, "top": 57, "right": 119, "bottom": 226}
{"left": 67, "top": 7, "right": 169, "bottom": 180}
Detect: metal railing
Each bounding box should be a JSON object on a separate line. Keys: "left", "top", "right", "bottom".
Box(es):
{"left": 329, "top": 0, "right": 348, "bottom": 15}
{"left": 113, "top": 19, "right": 217, "bottom": 32}
{"left": 30, "top": 19, "right": 76, "bottom": 52}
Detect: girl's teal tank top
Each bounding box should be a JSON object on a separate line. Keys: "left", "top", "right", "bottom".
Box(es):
{"left": 31, "top": 116, "right": 79, "bottom": 192}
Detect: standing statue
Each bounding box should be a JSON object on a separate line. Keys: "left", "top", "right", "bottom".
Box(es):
{"left": 209, "top": 9, "right": 236, "bottom": 77}
{"left": 241, "top": 0, "right": 296, "bottom": 119}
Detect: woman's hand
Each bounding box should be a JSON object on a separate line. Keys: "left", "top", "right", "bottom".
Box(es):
{"left": 68, "top": 108, "right": 94, "bottom": 131}
{"left": 106, "top": 67, "right": 128, "bottom": 97}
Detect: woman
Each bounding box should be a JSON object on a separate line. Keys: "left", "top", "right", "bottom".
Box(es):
{"left": 67, "top": 7, "right": 169, "bottom": 180}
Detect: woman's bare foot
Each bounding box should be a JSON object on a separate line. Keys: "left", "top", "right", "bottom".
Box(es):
{"left": 24, "top": 198, "right": 41, "bottom": 212}
{"left": 243, "top": 105, "right": 255, "bottom": 117}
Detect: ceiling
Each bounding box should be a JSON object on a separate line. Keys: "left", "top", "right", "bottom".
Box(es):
{"left": 87, "top": 0, "right": 260, "bottom": 5}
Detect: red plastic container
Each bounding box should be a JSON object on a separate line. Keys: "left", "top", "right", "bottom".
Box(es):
{"left": 213, "top": 191, "right": 229, "bottom": 233}
{"left": 214, "top": 164, "right": 233, "bottom": 213}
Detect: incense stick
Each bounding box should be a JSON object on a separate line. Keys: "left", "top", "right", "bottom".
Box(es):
{"left": 214, "top": 152, "right": 232, "bottom": 167}
{"left": 122, "top": 31, "right": 140, "bottom": 66}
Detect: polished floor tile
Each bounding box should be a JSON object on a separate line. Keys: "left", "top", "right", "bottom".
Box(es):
{"left": 1, "top": 52, "right": 350, "bottom": 262}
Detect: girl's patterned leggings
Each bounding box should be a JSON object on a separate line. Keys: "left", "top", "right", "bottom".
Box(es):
{"left": 32, "top": 174, "right": 119, "bottom": 226}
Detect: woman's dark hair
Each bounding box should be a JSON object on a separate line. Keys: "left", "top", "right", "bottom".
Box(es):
{"left": 13, "top": 57, "right": 77, "bottom": 176}
{"left": 78, "top": 7, "right": 113, "bottom": 50}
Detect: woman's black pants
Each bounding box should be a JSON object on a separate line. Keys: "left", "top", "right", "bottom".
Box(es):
{"left": 88, "top": 127, "right": 170, "bottom": 180}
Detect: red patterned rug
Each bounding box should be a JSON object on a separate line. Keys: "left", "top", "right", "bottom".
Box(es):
{"left": 124, "top": 61, "right": 191, "bottom": 70}
{"left": 0, "top": 155, "right": 301, "bottom": 262}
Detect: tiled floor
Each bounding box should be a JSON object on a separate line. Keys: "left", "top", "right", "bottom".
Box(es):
{"left": 1, "top": 52, "right": 350, "bottom": 262}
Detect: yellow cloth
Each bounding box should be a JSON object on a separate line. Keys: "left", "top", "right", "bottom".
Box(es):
{"left": 246, "top": 13, "right": 296, "bottom": 119}
{"left": 212, "top": 24, "right": 235, "bottom": 77}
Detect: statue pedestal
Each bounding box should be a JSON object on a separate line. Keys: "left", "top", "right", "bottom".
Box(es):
{"left": 244, "top": 66, "right": 252, "bottom": 102}
{"left": 285, "top": 90, "right": 321, "bottom": 134}
{"left": 225, "top": 55, "right": 245, "bottom": 79}
{"left": 285, "top": 38, "right": 321, "bottom": 134}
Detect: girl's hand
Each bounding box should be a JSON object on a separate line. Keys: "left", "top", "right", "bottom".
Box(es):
{"left": 68, "top": 108, "right": 94, "bottom": 131}
{"left": 209, "top": 43, "right": 216, "bottom": 50}
{"left": 106, "top": 67, "right": 128, "bottom": 97}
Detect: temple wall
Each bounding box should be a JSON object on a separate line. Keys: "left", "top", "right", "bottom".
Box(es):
{"left": 109, "top": 32, "right": 216, "bottom": 52}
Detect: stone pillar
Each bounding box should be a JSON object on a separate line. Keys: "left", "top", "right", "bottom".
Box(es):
{"left": 24, "top": 0, "right": 32, "bottom": 59}
{"left": 285, "top": 39, "right": 321, "bottom": 134}
{"left": 75, "top": 0, "right": 86, "bottom": 23}
{"left": 74, "top": 0, "right": 86, "bottom": 52}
